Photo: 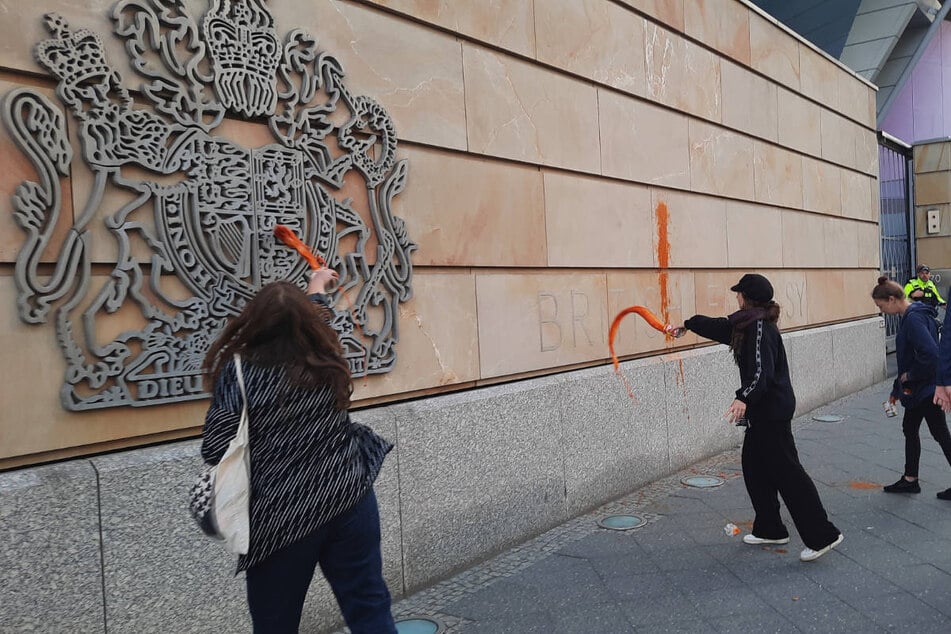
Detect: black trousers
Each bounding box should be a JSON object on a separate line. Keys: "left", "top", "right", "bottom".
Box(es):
{"left": 901, "top": 400, "right": 951, "bottom": 478}
{"left": 741, "top": 419, "right": 840, "bottom": 550}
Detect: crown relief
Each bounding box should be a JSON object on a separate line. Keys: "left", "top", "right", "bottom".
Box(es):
{"left": 203, "top": 0, "right": 281, "bottom": 117}
{"left": 2, "top": 0, "right": 416, "bottom": 411}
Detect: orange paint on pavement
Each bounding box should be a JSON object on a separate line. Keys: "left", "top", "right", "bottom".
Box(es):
{"left": 849, "top": 480, "right": 880, "bottom": 490}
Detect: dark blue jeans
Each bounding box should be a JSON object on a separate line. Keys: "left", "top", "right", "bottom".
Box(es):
{"left": 246, "top": 489, "right": 396, "bottom": 633}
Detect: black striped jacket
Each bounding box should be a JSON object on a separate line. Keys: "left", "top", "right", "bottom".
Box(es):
{"left": 201, "top": 359, "right": 392, "bottom": 572}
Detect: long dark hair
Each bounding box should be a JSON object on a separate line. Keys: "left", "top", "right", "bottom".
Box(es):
{"left": 203, "top": 281, "right": 352, "bottom": 409}
{"left": 730, "top": 297, "right": 782, "bottom": 364}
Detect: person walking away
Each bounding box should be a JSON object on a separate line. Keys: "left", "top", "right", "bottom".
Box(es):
{"left": 674, "top": 273, "right": 843, "bottom": 562}
{"left": 201, "top": 269, "right": 397, "bottom": 633}
{"left": 873, "top": 276, "right": 951, "bottom": 500}
{"left": 904, "top": 264, "right": 946, "bottom": 307}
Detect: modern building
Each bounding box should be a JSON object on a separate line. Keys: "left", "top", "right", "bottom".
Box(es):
{"left": 0, "top": 1, "right": 885, "bottom": 630}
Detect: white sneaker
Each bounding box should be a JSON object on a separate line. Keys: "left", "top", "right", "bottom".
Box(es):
{"left": 800, "top": 533, "right": 844, "bottom": 562}
{"left": 743, "top": 534, "right": 790, "bottom": 545}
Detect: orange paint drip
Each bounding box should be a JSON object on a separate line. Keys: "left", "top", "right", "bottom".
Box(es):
{"left": 608, "top": 305, "right": 667, "bottom": 370}
{"left": 274, "top": 224, "right": 325, "bottom": 270}
{"left": 608, "top": 306, "right": 666, "bottom": 403}
{"left": 656, "top": 202, "right": 670, "bottom": 268}
{"left": 849, "top": 480, "right": 880, "bottom": 490}
{"left": 655, "top": 201, "right": 671, "bottom": 326}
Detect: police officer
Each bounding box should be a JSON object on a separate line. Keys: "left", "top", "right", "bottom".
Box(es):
{"left": 905, "top": 265, "right": 946, "bottom": 307}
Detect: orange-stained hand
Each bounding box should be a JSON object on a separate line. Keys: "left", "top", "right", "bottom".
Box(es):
{"left": 935, "top": 386, "right": 951, "bottom": 412}
{"left": 888, "top": 395, "right": 898, "bottom": 406}
{"left": 307, "top": 268, "right": 339, "bottom": 294}
{"left": 725, "top": 399, "right": 746, "bottom": 424}
{"left": 664, "top": 324, "right": 688, "bottom": 338}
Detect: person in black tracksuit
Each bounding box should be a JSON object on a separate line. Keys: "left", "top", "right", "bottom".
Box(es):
{"left": 677, "top": 274, "right": 843, "bottom": 562}
{"left": 872, "top": 276, "right": 951, "bottom": 498}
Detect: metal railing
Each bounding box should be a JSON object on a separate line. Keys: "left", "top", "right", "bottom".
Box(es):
{"left": 878, "top": 132, "right": 914, "bottom": 346}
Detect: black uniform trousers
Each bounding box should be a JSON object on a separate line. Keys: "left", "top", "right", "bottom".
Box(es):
{"left": 741, "top": 418, "right": 840, "bottom": 550}
{"left": 901, "top": 400, "right": 951, "bottom": 478}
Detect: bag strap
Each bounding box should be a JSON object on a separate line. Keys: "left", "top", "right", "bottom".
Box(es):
{"left": 233, "top": 353, "right": 249, "bottom": 437}
{"left": 233, "top": 353, "right": 247, "bottom": 404}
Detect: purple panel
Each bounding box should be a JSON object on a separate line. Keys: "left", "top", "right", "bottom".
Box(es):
{"left": 881, "top": 78, "right": 915, "bottom": 141}
{"left": 881, "top": 21, "right": 951, "bottom": 143}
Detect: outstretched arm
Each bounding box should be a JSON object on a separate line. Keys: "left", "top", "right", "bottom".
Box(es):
{"left": 683, "top": 314, "right": 733, "bottom": 345}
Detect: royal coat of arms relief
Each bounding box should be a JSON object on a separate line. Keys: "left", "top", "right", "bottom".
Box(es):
{"left": 2, "top": 0, "right": 416, "bottom": 410}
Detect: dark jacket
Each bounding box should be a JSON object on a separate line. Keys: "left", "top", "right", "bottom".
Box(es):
{"left": 684, "top": 314, "right": 796, "bottom": 422}
{"left": 939, "top": 306, "right": 951, "bottom": 386}
{"left": 893, "top": 301, "right": 939, "bottom": 407}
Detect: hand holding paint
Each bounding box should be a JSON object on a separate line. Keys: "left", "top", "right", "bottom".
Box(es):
{"left": 665, "top": 324, "right": 687, "bottom": 338}
{"left": 307, "top": 268, "right": 339, "bottom": 294}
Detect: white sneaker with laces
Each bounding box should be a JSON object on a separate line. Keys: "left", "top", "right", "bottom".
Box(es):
{"left": 800, "top": 533, "right": 844, "bottom": 562}
{"left": 742, "top": 534, "right": 790, "bottom": 545}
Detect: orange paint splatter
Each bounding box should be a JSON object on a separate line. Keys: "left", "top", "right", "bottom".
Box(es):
{"left": 848, "top": 481, "right": 880, "bottom": 490}
{"left": 657, "top": 201, "right": 690, "bottom": 418}
{"left": 607, "top": 201, "right": 676, "bottom": 402}
{"left": 608, "top": 306, "right": 666, "bottom": 403}
{"left": 736, "top": 520, "right": 754, "bottom": 530}
{"left": 274, "top": 224, "right": 325, "bottom": 269}
{"left": 655, "top": 201, "right": 671, "bottom": 326}
{"left": 273, "top": 224, "right": 363, "bottom": 364}
{"left": 608, "top": 305, "right": 668, "bottom": 369}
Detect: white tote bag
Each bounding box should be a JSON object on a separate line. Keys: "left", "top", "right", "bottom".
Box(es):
{"left": 211, "top": 353, "right": 252, "bottom": 554}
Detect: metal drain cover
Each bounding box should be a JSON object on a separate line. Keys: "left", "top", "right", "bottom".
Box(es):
{"left": 598, "top": 514, "right": 647, "bottom": 531}
{"left": 681, "top": 475, "right": 725, "bottom": 488}
{"left": 396, "top": 617, "right": 445, "bottom": 634}
{"left": 812, "top": 414, "right": 844, "bottom": 423}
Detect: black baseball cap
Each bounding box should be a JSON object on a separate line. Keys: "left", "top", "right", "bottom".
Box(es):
{"left": 730, "top": 273, "right": 774, "bottom": 302}
{"left": 917, "top": 264, "right": 930, "bottom": 273}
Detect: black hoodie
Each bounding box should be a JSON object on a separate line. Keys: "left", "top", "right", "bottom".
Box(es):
{"left": 684, "top": 313, "right": 796, "bottom": 422}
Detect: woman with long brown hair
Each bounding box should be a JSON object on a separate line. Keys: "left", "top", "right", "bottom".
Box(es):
{"left": 201, "top": 270, "right": 396, "bottom": 633}
{"left": 674, "top": 273, "right": 843, "bottom": 562}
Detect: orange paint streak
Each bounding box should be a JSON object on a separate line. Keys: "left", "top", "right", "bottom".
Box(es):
{"left": 849, "top": 480, "right": 880, "bottom": 490}
{"left": 608, "top": 305, "right": 668, "bottom": 369}
{"left": 274, "top": 224, "right": 325, "bottom": 269}
{"left": 655, "top": 202, "right": 671, "bottom": 325}
{"left": 607, "top": 306, "right": 666, "bottom": 404}
{"left": 273, "top": 225, "right": 363, "bottom": 365}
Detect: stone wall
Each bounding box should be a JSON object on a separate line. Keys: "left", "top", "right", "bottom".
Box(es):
{"left": 0, "top": 318, "right": 885, "bottom": 632}
{"left": 0, "top": 0, "right": 882, "bottom": 467}
{"left": 914, "top": 140, "right": 951, "bottom": 269}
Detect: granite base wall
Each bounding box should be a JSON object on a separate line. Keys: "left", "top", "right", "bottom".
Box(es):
{"left": 0, "top": 319, "right": 884, "bottom": 631}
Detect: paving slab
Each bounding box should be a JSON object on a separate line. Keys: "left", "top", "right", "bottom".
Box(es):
{"left": 333, "top": 379, "right": 951, "bottom": 633}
